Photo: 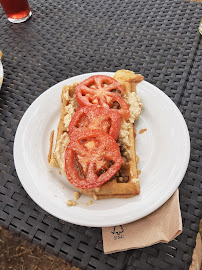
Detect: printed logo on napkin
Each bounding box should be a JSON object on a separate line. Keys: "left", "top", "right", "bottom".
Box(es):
{"left": 111, "top": 225, "right": 125, "bottom": 240}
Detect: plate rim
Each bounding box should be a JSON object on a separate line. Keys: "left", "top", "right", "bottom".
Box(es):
{"left": 13, "top": 72, "right": 190, "bottom": 227}
{"left": 0, "top": 61, "right": 3, "bottom": 88}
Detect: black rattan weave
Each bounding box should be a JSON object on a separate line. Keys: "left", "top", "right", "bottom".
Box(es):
{"left": 0, "top": 0, "right": 202, "bottom": 269}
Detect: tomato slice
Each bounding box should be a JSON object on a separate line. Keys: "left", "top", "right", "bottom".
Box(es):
{"left": 75, "top": 75, "right": 130, "bottom": 120}
{"left": 65, "top": 130, "right": 123, "bottom": 189}
{"left": 68, "top": 106, "right": 121, "bottom": 141}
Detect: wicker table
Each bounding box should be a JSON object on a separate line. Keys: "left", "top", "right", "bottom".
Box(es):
{"left": 0, "top": 0, "right": 202, "bottom": 269}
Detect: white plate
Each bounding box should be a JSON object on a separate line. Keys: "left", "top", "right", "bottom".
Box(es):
{"left": 0, "top": 61, "right": 3, "bottom": 88}
{"left": 14, "top": 72, "right": 190, "bottom": 227}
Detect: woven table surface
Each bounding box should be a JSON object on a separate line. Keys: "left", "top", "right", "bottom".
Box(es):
{"left": 0, "top": 0, "right": 202, "bottom": 269}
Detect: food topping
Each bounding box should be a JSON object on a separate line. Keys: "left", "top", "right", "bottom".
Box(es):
{"left": 69, "top": 106, "right": 121, "bottom": 140}
{"left": 65, "top": 130, "right": 122, "bottom": 189}
{"left": 118, "top": 120, "right": 131, "bottom": 149}
{"left": 119, "top": 143, "right": 130, "bottom": 161}
{"left": 124, "top": 92, "right": 142, "bottom": 123}
{"left": 112, "top": 167, "right": 130, "bottom": 183}
{"left": 75, "top": 75, "right": 130, "bottom": 119}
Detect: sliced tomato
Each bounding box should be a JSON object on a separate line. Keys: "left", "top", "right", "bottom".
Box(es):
{"left": 75, "top": 75, "right": 130, "bottom": 120}
{"left": 65, "top": 130, "right": 123, "bottom": 189}
{"left": 107, "top": 92, "right": 130, "bottom": 120}
{"left": 68, "top": 106, "right": 121, "bottom": 140}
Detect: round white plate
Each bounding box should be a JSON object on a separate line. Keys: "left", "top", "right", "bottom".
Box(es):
{"left": 0, "top": 61, "right": 3, "bottom": 88}
{"left": 14, "top": 72, "right": 190, "bottom": 227}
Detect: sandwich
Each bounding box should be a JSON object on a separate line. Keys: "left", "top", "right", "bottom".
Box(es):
{"left": 49, "top": 69, "right": 144, "bottom": 200}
